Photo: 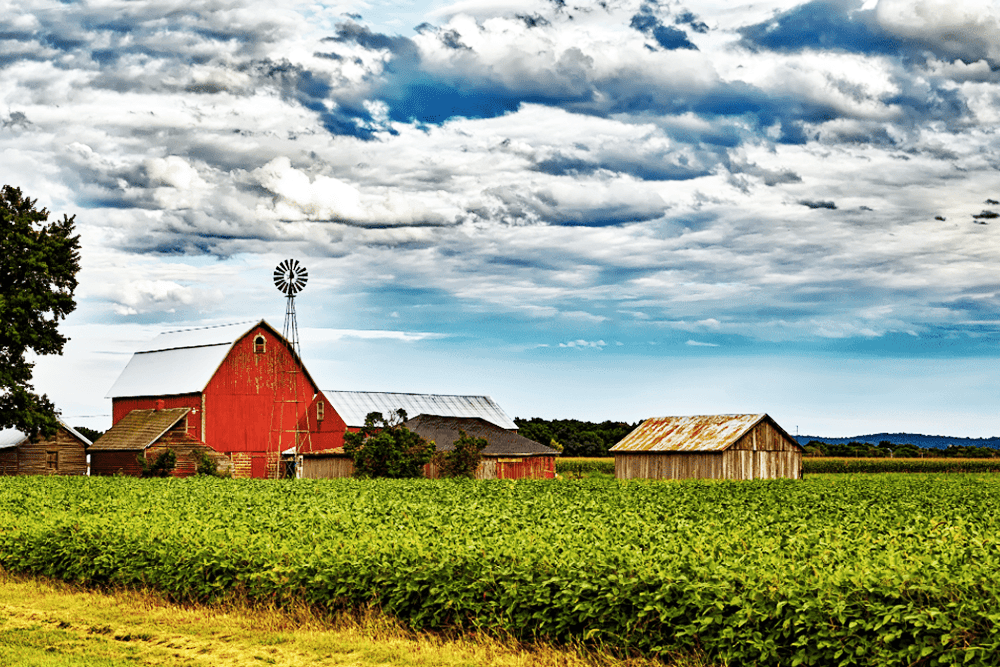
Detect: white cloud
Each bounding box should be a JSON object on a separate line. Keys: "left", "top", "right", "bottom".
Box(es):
{"left": 559, "top": 339, "right": 607, "bottom": 349}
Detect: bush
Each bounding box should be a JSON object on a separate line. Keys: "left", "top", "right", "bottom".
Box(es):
{"left": 435, "top": 430, "right": 488, "bottom": 478}
{"left": 343, "top": 410, "right": 435, "bottom": 479}
{"left": 138, "top": 449, "right": 176, "bottom": 478}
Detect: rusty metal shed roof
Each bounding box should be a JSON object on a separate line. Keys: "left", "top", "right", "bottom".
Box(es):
{"left": 89, "top": 408, "right": 191, "bottom": 451}
{"left": 404, "top": 415, "right": 559, "bottom": 456}
{"left": 323, "top": 391, "right": 517, "bottom": 430}
{"left": 610, "top": 414, "right": 793, "bottom": 453}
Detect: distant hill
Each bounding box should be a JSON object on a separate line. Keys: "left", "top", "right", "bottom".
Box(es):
{"left": 796, "top": 433, "right": 1000, "bottom": 450}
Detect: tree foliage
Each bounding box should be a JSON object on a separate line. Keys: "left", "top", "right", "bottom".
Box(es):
{"left": 0, "top": 185, "right": 80, "bottom": 439}
{"left": 514, "top": 417, "right": 637, "bottom": 457}
{"left": 434, "top": 430, "right": 488, "bottom": 478}
{"left": 343, "top": 410, "right": 435, "bottom": 478}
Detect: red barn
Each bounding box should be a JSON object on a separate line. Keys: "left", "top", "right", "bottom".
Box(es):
{"left": 106, "top": 320, "right": 344, "bottom": 478}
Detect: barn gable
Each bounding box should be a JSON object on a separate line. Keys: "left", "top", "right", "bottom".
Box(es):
{"left": 324, "top": 391, "right": 517, "bottom": 430}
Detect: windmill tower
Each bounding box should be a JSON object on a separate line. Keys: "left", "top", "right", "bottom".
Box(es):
{"left": 271, "top": 259, "right": 310, "bottom": 478}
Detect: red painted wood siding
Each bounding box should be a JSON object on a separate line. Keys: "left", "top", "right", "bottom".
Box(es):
{"left": 91, "top": 451, "right": 143, "bottom": 476}
{"left": 297, "top": 392, "right": 347, "bottom": 452}
{"left": 112, "top": 395, "right": 202, "bottom": 438}
{"left": 202, "top": 325, "right": 319, "bottom": 456}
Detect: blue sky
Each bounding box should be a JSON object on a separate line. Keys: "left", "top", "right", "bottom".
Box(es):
{"left": 4, "top": 0, "right": 1000, "bottom": 437}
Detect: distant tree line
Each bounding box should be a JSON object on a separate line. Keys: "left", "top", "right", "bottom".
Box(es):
{"left": 804, "top": 440, "right": 1000, "bottom": 459}
{"left": 514, "top": 418, "right": 637, "bottom": 457}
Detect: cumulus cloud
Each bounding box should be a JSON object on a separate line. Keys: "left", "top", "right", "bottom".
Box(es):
{"left": 1, "top": 0, "right": 999, "bottom": 359}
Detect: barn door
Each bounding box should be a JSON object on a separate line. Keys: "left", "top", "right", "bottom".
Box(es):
{"left": 250, "top": 454, "right": 267, "bottom": 479}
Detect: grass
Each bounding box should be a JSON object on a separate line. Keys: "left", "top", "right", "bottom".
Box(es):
{"left": 0, "top": 571, "right": 709, "bottom": 667}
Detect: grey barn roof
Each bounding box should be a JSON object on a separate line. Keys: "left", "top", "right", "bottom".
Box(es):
{"left": 404, "top": 415, "right": 558, "bottom": 456}
{"left": 324, "top": 391, "right": 517, "bottom": 430}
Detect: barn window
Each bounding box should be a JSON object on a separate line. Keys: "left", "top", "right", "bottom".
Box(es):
{"left": 254, "top": 335, "right": 266, "bottom": 354}
{"left": 316, "top": 401, "right": 325, "bottom": 422}
{"left": 46, "top": 451, "right": 58, "bottom": 472}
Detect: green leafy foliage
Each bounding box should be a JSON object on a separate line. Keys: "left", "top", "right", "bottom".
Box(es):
{"left": 138, "top": 450, "right": 177, "bottom": 478}
{"left": 434, "top": 430, "right": 487, "bottom": 478}
{"left": 2, "top": 475, "right": 1000, "bottom": 665}
{"left": 195, "top": 452, "right": 229, "bottom": 478}
{"left": 515, "top": 418, "right": 636, "bottom": 457}
{"left": 343, "top": 410, "right": 435, "bottom": 479}
{"left": 0, "top": 185, "right": 81, "bottom": 439}
{"left": 804, "top": 457, "right": 1000, "bottom": 474}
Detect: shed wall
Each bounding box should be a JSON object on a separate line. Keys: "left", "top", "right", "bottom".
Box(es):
{"left": 91, "top": 451, "right": 144, "bottom": 476}
{"left": 615, "top": 450, "right": 801, "bottom": 480}
{"left": 614, "top": 452, "right": 726, "bottom": 480}
{"left": 0, "top": 428, "right": 88, "bottom": 476}
{"left": 301, "top": 455, "right": 355, "bottom": 479}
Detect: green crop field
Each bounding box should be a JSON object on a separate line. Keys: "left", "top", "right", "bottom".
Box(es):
{"left": 1, "top": 475, "right": 998, "bottom": 666}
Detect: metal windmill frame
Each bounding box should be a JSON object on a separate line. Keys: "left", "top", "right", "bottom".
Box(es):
{"left": 271, "top": 258, "right": 310, "bottom": 478}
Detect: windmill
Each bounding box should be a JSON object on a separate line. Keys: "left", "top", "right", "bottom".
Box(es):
{"left": 271, "top": 258, "right": 309, "bottom": 478}
{"left": 273, "top": 258, "right": 308, "bottom": 357}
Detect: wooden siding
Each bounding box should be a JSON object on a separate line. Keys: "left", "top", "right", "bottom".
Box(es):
{"left": 203, "top": 325, "right": 318, "bottom": 457}
{"left": 0, "top": 427, "right": 88, "bottom": 476}
{"left": 0, "top": 451, "right": 16, "bottom": 475}
{"left": 112, "top": 395, "right": 202, "bottom": 439}
{"left": 298, "top": 392, "right": 347, "bottom": 453}
{"left": 301, "top": 455, "right": 355, "bottom": 479}
{"left": 91, "top": 451, "right": 144, "bottom": 476}
{"left": 615, "top": 449, "right": 802, "bottom": 480}
{"left": 731, "top": 420, "right": 801, "bottom": 452}
{"left": 614, "top": 420, "right": 802, "bottom": 481}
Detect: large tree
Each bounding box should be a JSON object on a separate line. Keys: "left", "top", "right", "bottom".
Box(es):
{"left": 0, "top": 185, "right": 80, "bottom": 438}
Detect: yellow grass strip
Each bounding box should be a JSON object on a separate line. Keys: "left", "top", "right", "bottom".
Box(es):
{"left": 0, "top": 571, "right": 711, "bottom": 667}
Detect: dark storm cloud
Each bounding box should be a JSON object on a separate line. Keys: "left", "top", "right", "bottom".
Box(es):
{"left": 740, "top": 1, "right": 902, "bottom": 55}
{"left": 629, "top": 3, "right": 698, "bottom": 50}
{"left": 799, "top": 199, "right": 838, "bottom": 209}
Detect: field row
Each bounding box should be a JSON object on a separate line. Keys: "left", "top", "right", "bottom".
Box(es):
{"left": 1, "top": 475, "right": 999, "bottom": 665}
{"left": 555, "top": 457, "right": 1000, "bottom": 476}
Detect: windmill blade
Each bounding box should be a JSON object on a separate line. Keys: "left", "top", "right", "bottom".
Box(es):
{"left": 273, "top": 259, "right": 308, "bottom": 296}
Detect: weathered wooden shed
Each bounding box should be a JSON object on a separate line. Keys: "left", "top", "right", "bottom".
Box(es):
{"left": 406, "top": 414, "right": 558, "bottom": 479}
{"left": 106, "top": 320, "right": 342, "bottom": 478}
{"left": 89, "top": 406, "right": 231, "bottom": 477}
{"left": 0, "top": 419, "right": 90, "bottom": 476}
{"left": 610, "top": 414, "right": 803, "bottom": 480}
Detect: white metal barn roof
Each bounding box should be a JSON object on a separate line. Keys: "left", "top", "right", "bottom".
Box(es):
{"left": 106, "top": 320, "right": 270, "bottom": 399}
{"left": 323, "top": 391, "right": 518, "bottom": 430}
{"left": 0, "top": 419, "right": 93, "bottom": 449}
